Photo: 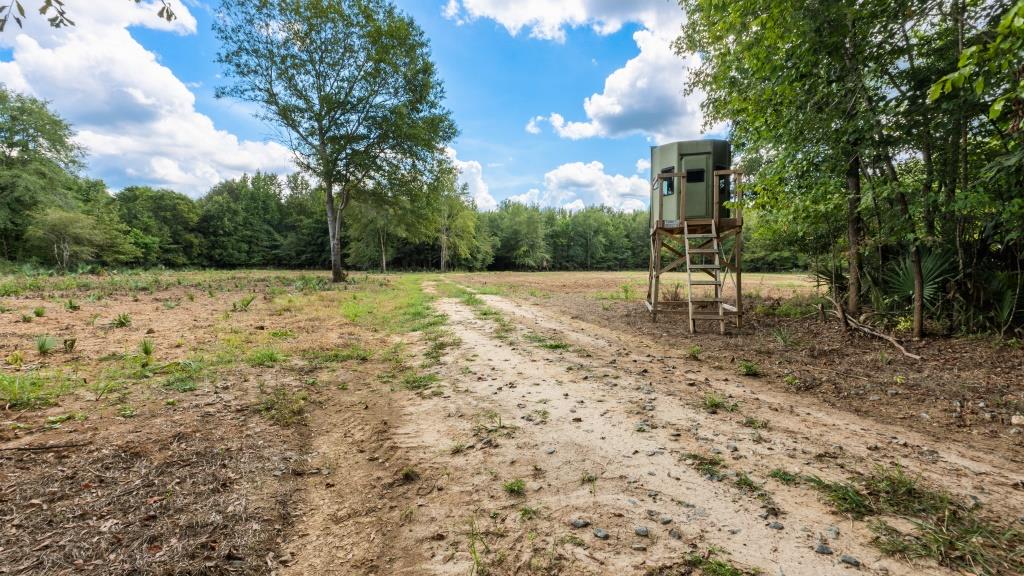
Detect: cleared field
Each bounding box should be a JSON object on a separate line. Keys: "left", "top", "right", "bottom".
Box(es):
{"left": 2, "top": 270, "right": 1022, "bottom": 576}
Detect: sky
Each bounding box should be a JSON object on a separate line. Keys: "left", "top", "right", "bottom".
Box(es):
{"left": 0, "top": 0, "right": 719, "bottom": 212}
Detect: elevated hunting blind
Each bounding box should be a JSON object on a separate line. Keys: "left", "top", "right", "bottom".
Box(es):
{"left": 646, "top": 139, "right": 745, "bottom": 333}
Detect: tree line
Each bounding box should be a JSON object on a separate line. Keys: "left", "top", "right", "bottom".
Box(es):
{"left": 679, "top": 0, "right": 1024, "bottom": 337}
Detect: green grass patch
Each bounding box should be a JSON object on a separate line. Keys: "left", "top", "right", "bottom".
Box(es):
{"left": 302, "top": 344, "right": 374, "bottom": 365}
{"left": 246, "top": 348, "right": 284, "bottom": 367}
{"left": 768, "top": 468, "right": 799, "bottom": 485}
{"left": 703, "top": 392, "right": 738, "bottom": 413}
{"left": 503, "top": 478, "right": 526, "bottom": 496}
{"left": 738, "top": 360, "right": 762, "bottom": 377}
{"left": 0, "top": 370, "right": 77, "bottom": 409}
{"left": 401, "top": 372, "right": 439, "bottom": 391}
{"left": 524, "top": 331, "right": 571, "bottom": 351}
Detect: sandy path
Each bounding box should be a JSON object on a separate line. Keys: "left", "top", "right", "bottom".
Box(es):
{"left": 285, "top": 284, "right": 1022, "bottom": 575}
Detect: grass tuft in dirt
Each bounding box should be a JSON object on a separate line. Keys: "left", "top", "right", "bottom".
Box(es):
{"left": 503, "top": 478, "right": 526, "bottom": 496}
{"left": 0, "top": 370, "right": 77, "bottom": 408}
{"left": 524, "top": 331, "right": 571, "bottom": 351}
{"left": 246, "top": 348, "right": 284, "bottom": 367}
{"left": 678, "top": 549, "right": 760, "bottom": 576}
{"left": 111, "top": 312, "right": 132, "bottom": 328}
{"left": 35, "top": 334, "right": 56, "bottom": 355}
{"left": 737, "top": 360, "right": 762, "bottom": 376}
{"left": 302, "top": 344, "right": 374, "bottom": 365}
{"left": 684, "top": 452, "right": 727, "bottom": 481}
{"left": 255, "top": 385, "right": 307, "bottom": 426}
{"left": 767, "top": 468, "right": 799, "bottom": 485}
{"left": 702, "top": 392, "right": 738, "bottom": 413}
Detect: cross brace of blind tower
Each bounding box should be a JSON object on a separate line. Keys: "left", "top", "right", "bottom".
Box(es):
{"left": 646, "top": 139, "right": 744, "bottom": 334}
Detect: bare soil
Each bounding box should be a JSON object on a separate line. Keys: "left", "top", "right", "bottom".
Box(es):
{"left": 3, "top": 270, "right": 1022, "bottom": 576}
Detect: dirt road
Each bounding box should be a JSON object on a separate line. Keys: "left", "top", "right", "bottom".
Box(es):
{"left": 281, "top": 281, "right": 1024, "bottom": 575}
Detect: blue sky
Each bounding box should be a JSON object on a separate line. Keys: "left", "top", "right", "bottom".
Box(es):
{"left": 0, "top": 0, "right": 712, "bottom": 211}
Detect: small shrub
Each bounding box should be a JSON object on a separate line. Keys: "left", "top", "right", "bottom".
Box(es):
{"left": 62, "top": 338, "right": 76, "bottom": 354}
{"left": 738, "top": 360, "right": 761, "bottom": 376}
{"left": 117, "top": 404, "right": 137, "bottom": 418}
{"left": 783, "top": 374, "right": 800, "bottom": 387}
{"left": 20, "top": 313, "right": 32, "bottom": 323}
{"left": 270, "top": 329, "right": 295, "bottom": 339}
{"left": 64, "top": 299, "right": 80, "bottom": 311}
{"left": 6, "top": 350, "right": 24, "bottom": 367}
{"left": 111, "top": 313, "right": 132, "bottom": 328}
{"left": 32, "top": 306, "right": 45, "bottom": 318}
{"left": 687, "top": 345, "right": 702, "bottom": 360}
{"left": 503, "top": 478, "right": 526, "bottom": 496}
{"left": 139, "top": 338, "right": 154, "bottom": 357}
{"left": 771, "top": 326, "right": 794, "bottom": 347}
{"left": 35, "top": 335, "right": 56, "bottom": 355}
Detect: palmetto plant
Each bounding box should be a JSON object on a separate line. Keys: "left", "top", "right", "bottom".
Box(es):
{"left": 883, "top": 250, "right": 956, "bottom": 313}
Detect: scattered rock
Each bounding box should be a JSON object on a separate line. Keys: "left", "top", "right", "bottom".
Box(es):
{"left": 631, "top": 544, "right": 647, "bottom": 551}
{"left": 545, "top": 448, "right": 556, "bottom": 455}
{"left": 768, "top": 521, "right": 784, "bottom": 530}
{"left": 815, "top": 543, "right": 833, "bottom": 555}
{"left": 593, "top": 528, "right": 609, "bottom": 540}
{"left": 659, "top": 515, "right": 672, "bottom": 525}
{"left": 839, "top": 555, "right": 861, "bottom": 567}
{"left": 634, "top": 526, "right": 649, "bottom": 537}
{"left": 570, "top": 518, "right": 591, "bottom": 529}
{"left": 668, "top": 528, "right": 683, "bottom": 540}
{"left": 727, "top": 443, "right": 738, "bottom": 452}
{"left": 1012, "top": 414, "right": 1024, "bottom": 426}
{"left": 826, "top": 526, "right": 840, "bottom": 540}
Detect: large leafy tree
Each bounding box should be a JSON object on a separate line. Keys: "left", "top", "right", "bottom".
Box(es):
{"left": 115, "top": 186, "right": 201, "bottom": 267}
{"left": 215, "top": 0, "right": 457, "bottom": 282}
{"left": 0, "top": 84, "right": 81, "bottom": 259}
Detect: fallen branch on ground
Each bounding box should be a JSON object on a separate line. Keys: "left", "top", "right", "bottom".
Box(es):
{"left": 824, "top": 296, "right": 922, "bottom": 360}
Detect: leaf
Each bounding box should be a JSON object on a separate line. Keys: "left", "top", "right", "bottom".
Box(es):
{"left": 989, "top": 97, "right": 1006, "bottom": 120}
{"left": 15, "top": 1, "right": 24, "bottom": 18}
{"left": 927, "top": 82, "right": 943, "bottom": 102}
{"left": 973, "top": 76, "right": 984, "bottom": 95}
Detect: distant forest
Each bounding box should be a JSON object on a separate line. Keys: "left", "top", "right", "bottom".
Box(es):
{"left": 0, "top": 86, "right": 801, "bottom": 275}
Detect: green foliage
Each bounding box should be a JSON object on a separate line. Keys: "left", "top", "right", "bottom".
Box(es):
{"left": 232, "top": 294, "right": 256, "bottom": 312}
{"left": 0, "top": 370, "right": 75, "bottom": 408}
{"left": 703, "top": 392, "right": 738, "bottom": 413}
{"left": 35, "top": 334, "right": 56, "bottom": 355}
{"left": 246, "top": 348, "right": 283, "bottom": 368}
{"left": 738, "top": 360, "right": 761, "bottom": 377}
{"left": 502, "top": 478, "right": 526, "bottom": 496}
{"left": 111, "top": 313, "right": 132, "bottom": 328}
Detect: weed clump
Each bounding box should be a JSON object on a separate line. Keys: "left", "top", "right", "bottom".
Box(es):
{"left": 738, "top": 360, "right": 761, "bottom": 376}
{"left": 256, "top": 386, "right": 307, "bottom": 426}
{"left": 503, "top": 478, "right": 526, "bottom": 496}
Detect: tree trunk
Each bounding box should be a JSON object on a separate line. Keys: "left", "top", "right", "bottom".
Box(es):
{"left": 379, "top": 227, "right": 387, "bottom": 274}
{"left": 846, "top": 152, "right": 863, "bottom": 316}
{"left": 324, "top": 181, "right": 346, "bottom": 283}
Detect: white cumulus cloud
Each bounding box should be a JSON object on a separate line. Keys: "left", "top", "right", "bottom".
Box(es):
{"left": 509, "top": 160, "right": 648, "bottom": 211}
{"left": 0, "top": 0, "right": 293, "bottom": 196}
{"left": 449, "top": 1, "right": 716, "bottom": 143}
{"left": 525, "top": 115, "right": 544, "bottom": 135}
{"left": 447, "top": 147, "right": 498, "bottom": 211}
{"left": 636, "top": 158, "right": 651, "bottom": 173}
